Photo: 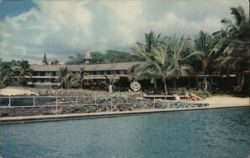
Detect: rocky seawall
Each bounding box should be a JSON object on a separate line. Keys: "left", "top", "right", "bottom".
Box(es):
{"left": 0, "top": 90, "right": 208, "bottom": 117}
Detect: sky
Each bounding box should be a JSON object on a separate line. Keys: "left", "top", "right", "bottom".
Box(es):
{"left": 0, "top": 0, "right": 249, "bottom": 63}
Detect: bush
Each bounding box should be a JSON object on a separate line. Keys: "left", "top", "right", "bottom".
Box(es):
{"left": 144, "top": 87, "right": 162, "bottom": 94}
{"left": 191, "top": 89, "right": 211, "bottom": 98}
{"left": 169, "top": 88, "right": 211, "bottom": 98}
{"left": 0, "top": 81, "right": 6, "bottom": 89}
{"left": 169, "top": 87, "right": 188, "bottom": 95}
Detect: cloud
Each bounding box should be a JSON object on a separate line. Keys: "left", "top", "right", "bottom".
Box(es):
{"left": 0, "top": 0, "right": 248, "bottom": 63}
{"left": 0, "top": 1, "right": 93, "bottom": 63}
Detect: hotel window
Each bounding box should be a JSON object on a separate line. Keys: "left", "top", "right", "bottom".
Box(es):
{"left": 40, "top": 72, "right": 45, "bottom": 76}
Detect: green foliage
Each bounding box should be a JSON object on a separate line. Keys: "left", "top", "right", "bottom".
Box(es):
{"left": 0, "top": 81, "right": 6, "bottom": 89}
{"left": 57, "top": 67, "right": 80, "bottom": 89}
{"left": 0, "top": 59, "right": 31, "bottom": 87}
{"left": 104, "top": 50, "right": 140, "bottom": 63}
{"left": 214, "top": 6, "right": 250, "bottom": 93}
{"left": 65, "top": 54, "right": 84, "bottom": 65}
{"left": 144, "top": 87, "right": 162, "bottom": 95}
{"left": 169, "top": 87, "right": 188, "bottom": 95}
{"left": 132, "top": 33, "right": 200, "bottom": 94}
{"left": 192, "top": 31, "right": 221, "bottom": 91}
{"left": 168, "top": 87, "right": 210, "bottom": 98}
{"left": 51, "top": 60, "right": 59, "bottom": 65}
{"left": 65, "top": 50, "right": 140, "bottom": 65}
{"left": 11, "top": 60, "right": 32, "bottom": 86}
{"left": 90, "top": 51, "right": 105, "bottom": 63}
{"left": 191, "top": 89, "right": 211, "bottom": 98}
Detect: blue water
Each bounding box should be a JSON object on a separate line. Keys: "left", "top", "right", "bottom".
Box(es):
{"left": 0, "top": 107, "right": 250, "bottom": 158}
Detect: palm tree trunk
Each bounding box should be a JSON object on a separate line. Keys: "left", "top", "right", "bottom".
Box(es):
{"left": 195, "top": 75, "right": 199, "bottom": 89}
{"left": 249, "top": 0, "right": 250, "bottom": 24}
{"left": 162, "top": 78, "right": 168, "bottom": 95}
{"left": 235, "top": 71, "right": 245, "bottom": 92}
{"left": 188, "top": 77, "right": 191, "bottom": 90}
{"left": 174, "top": 79, "right": 176, "bottom": 90}
{"left": 210, "top": 73, "right": 213, "bottom": 91}
{"left": 204, "top": 75, "right": 207, "bottom": 91}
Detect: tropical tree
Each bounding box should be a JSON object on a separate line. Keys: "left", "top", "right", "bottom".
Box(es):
{"left": 131, "top": 31, "right": 163, "bottom": 88}
{"left": 144, "top": 31, "right": 162, "bottom": 53}
{"left": 57, "top": 67, "right": 68, "bottom": 88}
{"left": 63, "top": 73, "right": 79, "bottom": 89}
{"left": 104, "top": 50, "right": 140, "bottom": 63}
{"left": 132, "top": 35, "right": 200, "bottom": 95}
{"left": 213, "top": 6, "right": 250, "bottom": 92}
{"left": 193, "top": 31, "right": 220, "bottom": 91}
{"left": 0, "top": 59, "right": 14, "bottom": 86}
{"left": 65, "top": 54, "right": 84, "bottom": 65}
{"left": 130, "top": 63, "right": 159, "bottom": 89}
{"left": 57, "top": 67, "right": 79, "bottom": 89}
{"left": 51, "top": 60, "right": 59, "bottom": 65}
{"left": 79, "top": 67, "right": 86, "bottom": 89}
{"left": 11, "top": 60, "right": 32, "bottom": 86}
{"left": 104, "top": 73, "right": 118, "bottom": 93}
{"left": 162, "top": 36, "right": 201, "bottom": 90}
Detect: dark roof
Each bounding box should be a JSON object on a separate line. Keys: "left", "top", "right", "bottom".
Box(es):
{"left": 30, "top": 62, "right": 142, "bottom": 72}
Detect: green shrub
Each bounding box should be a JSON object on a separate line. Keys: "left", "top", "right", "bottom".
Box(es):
{"left": 192, "top": 89, "right": 211, "bottom": 98}
{"left": 144, "top": 87, "right": 162, "bottom": 94}
{"left": 169, "top": 87, "right": 188, "bottom": 95}
{"left": 0, "top": 81, "right": 6, "bottom": 89}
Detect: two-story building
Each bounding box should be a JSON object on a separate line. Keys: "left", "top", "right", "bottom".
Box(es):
{"left": 28, "top": 52, "right": 142, "bottom": 89}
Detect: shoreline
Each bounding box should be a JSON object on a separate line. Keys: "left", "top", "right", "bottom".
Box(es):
{"left": 1, "top": 104, "right": 249, "bottom": 124}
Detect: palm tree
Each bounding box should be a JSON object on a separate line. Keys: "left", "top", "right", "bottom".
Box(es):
{"left": 104, "top": 73, "right": 118, "bottom": 93}
{"left": 57, "top": 67, "right": 68, "bottom": 89}
{"left": 150, "top": 47, "right": 171, "bottom": 94}
{"left": 193, "top": 31, "right": 221, "bottom": 91}
{"left": 133, "top": 35, "right": 200, "bottom": 95}
{"left": 79, "top": 67, "right": 86, "bottom": 89}
{"left": 57, "top": 67, "right": 79, "bottom": 89}
{"left": 130, "top": 63, "right": 159, "bottom": 89}
{"left": 144, "top": 31, "right": 161, "bottom": 53}
{"left": 11, "top": 60, "right": 32, "bottom": 86}
{"left": 0, "top": 59, "right": 14, "bottom": 85}
{"left": 131, "top": 31, "right": 162, "bottom": 88}
{"left": 63, "top": 73, "right": 79, "bottom": 89}
{"left": 213, "top": 6, "right": 250, "bottom": 92}
{"left": 162, "top": 36, "right": 201, "bottom": 90}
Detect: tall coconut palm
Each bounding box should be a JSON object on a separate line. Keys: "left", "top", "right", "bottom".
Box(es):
{"left": 193, "top": 31, "right": 221, "bottom": 91}
{"left": 133, "top": 35, "right": 200, "bottom": 95}
{"left": 213, "top": 6, "right": 250, "bottom": 92}
{"left": 144, "top": 31, "right": 161, "bottom": 53}
{"left": 163, "top": 35, "right": 201, "bottom": 90}
{"left": 131, "top": 31, "right": 162, "bottom": 88}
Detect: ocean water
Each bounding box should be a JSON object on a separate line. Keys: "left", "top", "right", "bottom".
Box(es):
{"left": 0, "top": 107, "right": 249, "bottom": 158}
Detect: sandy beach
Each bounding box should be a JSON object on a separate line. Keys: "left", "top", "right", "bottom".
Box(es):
{"left": 0, "top": 87, "right": 38, "bottom": 96}
{"left": 199, "top": 95, "right": 249, "bottom": 107}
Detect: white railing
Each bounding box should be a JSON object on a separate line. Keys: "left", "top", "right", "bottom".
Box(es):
{"left": 0, "top": 96, "right": 209, "bottom": 115}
